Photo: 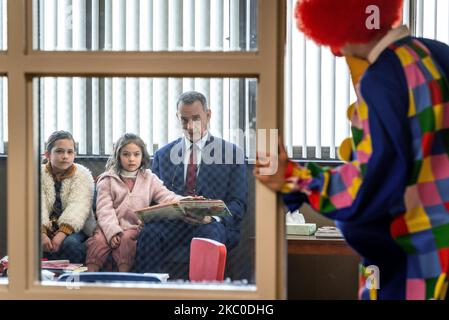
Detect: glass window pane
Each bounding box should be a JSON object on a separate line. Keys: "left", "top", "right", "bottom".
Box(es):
{"left": 0, "top": 76, "right": 8, "bottom": 284}
{"left": 36, "top": 76, "right": 256, "bottom": 289}
{"left": 33, "top": 0, "right": 257, "bottom": 52}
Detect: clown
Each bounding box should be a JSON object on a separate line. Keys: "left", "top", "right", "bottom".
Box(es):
{"left": 255, "top": 0, "right": 449, "bottom": 300}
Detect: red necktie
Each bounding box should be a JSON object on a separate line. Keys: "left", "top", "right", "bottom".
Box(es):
{"left": 185, "top": 144, "right": 197, "bottom": 195}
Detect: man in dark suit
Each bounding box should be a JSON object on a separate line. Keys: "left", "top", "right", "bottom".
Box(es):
{"left": 134, "top": 91, "right": 247, "bottom": 279}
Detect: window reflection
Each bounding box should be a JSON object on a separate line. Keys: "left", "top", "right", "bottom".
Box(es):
{"left": 37, "top": 77, "right": 255, "bottom": 287}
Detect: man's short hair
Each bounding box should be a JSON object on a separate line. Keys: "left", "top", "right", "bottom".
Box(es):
{"left": 176, "top": 91, "right": 208, "bottom": 112}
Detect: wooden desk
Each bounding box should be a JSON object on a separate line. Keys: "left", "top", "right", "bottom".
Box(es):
{"left": 287, "top": 235, "right": 359, "bottom": 299}
{"left": 287, "top": 235, "right": 358, "bottom": 256}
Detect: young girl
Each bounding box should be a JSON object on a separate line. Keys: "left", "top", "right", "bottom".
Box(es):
{"left": 86, "top": 133, "right": 183, "bottom": 272}
{"left": 41, "top": 130, "right": 95, "bottom": 264}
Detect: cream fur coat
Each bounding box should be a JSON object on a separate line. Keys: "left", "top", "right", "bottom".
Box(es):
{"left": 41, "top": 163, "right": 96, "bottom": 236}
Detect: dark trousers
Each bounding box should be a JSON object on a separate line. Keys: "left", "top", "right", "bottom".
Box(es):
{"left": 43, "top": 232, "right": 87, "bottom": 264}
{"left": 134, "top": 220, "right": 226, "bottom": 279}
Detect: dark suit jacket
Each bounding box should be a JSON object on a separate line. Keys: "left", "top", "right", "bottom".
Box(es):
{"left": 152, "top": 135, "right": 248, "bottom": 249}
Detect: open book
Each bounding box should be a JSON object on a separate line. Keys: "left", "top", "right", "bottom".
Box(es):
{"left": 41, "top": 260, "right": 86, "bottom": 273}
{"left": 314, "top": 226, "right": 344, "bottom": 238}
{"left": 135, "top": 198, "right": 232, "bottom": 224}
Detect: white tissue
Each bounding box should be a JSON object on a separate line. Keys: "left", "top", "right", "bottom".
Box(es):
{"left": 286, "top": 210, "right": 306, "bottom": 225}
{"left": 41, "top": 270, "right": 55, "bottom": 281}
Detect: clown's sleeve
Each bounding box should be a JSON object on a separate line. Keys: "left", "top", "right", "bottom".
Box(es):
{"left": 281, "top": 141, "right": 407, "bottom": 223}
{"left": 281, "top": 160, "right": 366, "bottom": 219}
{"left": 282, "top": 54, "right": 410, "bottom": 222}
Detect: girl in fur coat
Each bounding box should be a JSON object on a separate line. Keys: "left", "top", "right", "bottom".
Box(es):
{"left": 41, "top": 130, "right": 95, "bottom": 263}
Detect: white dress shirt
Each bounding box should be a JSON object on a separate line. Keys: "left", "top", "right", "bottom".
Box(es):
{"left": 182, "top": 131, "right": 221, "bottom": 222}
{"left": 183, "top": 131, "right": 209, "bottom": 182}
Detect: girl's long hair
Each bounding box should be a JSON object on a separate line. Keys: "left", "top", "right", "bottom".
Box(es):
{"left": 106, "top": 133, "right": 151, "bottom": 174}
{"left": 42, "top": 130, "right": 76, "bottom": 164}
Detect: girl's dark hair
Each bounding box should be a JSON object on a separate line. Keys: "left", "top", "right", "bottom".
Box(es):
{"left": 106, "top": 133, "right": 151, "bottom": 174}
{"left": 43, "top": 130, "right": 76, "bottom": 164}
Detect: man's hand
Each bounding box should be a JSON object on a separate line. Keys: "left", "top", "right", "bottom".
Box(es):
{"left": 202, "top": 216, "right": 214, "bottom": 224}
{"left": 51, "top": 231, "right": 67, "bottom": 253}
{"left": 183, "top": 195, "right": 206, "bottom": 201}
{"left": 181, "top": 212, "right": 213, "bottom": 225}
{"left": 110, "top": 234, "right": 121, "bottom": 249}
{"left": 254, "top": 136, "right": 289, "bottom": 192}
{"left": 42, "top": 233, "right": 54, "bottom": 252}
{"left": 137, "top": 219, "right": 143, "bottom": 231}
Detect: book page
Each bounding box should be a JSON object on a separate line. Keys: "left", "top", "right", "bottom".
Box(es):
{"left": 135, "top": 201, "right": 185, "bottom": 223}
{"left": 179, "top": 199, "right": 232, "bottom": 218}
{"left": 135, "top": 199, "right": 232, "bottom": 223}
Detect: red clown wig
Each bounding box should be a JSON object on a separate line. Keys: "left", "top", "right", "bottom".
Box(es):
{"left": 295, "top": 0, "right": 403, "bottom": 54}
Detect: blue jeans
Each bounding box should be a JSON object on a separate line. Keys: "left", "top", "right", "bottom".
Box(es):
{"left": 43, "top": 232, "right": 87, "bottom": 264}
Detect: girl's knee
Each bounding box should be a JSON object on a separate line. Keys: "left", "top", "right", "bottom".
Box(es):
{"left": 121, "top": 231, "right": 138, "bottom": 243}
{"left": 62, "top": 234, "right": 83, "bottom": 248}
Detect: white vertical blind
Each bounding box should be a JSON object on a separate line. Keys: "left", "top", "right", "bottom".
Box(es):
{"left": 228, "top": 0, "right": 241, "bottom": 148}
{"left": 328, "top": 55, "right": 336, "bottom": 159}
{"left": 73, "top": 0, "right": 87, "bottom": 154}
{"left": 139, "top": 78, "right": 153, "bottom": 154}
{"left": 0, "top": 0, "right": 239, "bottom": 160}
{"left": 195, "top": 0, "right": 210, "bottom": 50}
{"left": 284, "top": 0, "right": 293, "bottom": 157}
{"left": 314, "top": 46, "right": 321, "bottom": 159}
{"left": 183, "top": 0, "right": 195, "bottom": 51}
{"left": 169, "top": 0, "right": 182, "bottom": 51}
{"left": 182, "top": 0, "right": 195, "bottom": 92}
{"left": 153, "top": 0, "right": 169, "bottom": 148}
{"left": 0, "top": 78, "right": 6, "bottom": 153}
{"left": 0, "top": 0, "right": 3, "bottom": 51}
{"left": 103, "top": 1, "right": 113, "bottom": 154}
{"left": 229, "top": 0, "right": 240, "bottom": 50}
{"left": 210, "top": 78, "right": 223, "bottom": 138}
{"left": 423, "top": 0, "right": 437, "bottom": 39}
{"left": 111, "top": 0, "right": 126, "bottom": 146}
{"left": 194, "top": 1, "right": 211, "bottom": 141}
{"left": 56, "top": 0, "right": 73, "bottom": 149}
{"left": 229, "top": 78, "right": 240, "bottom": 147}
{"left": 210, "top": 0, "right": 224, "bottom": 51}
{"left": 168, "top": 0, "right": 183, "bottom": 143}
{"left": 222, "top": 77, "right": 230, "bottom": 141}
{"left": 41, "top": 0, "right": 57, "bottom": 147}
{"left": 168, "top": 78, "right": 182, "bottom": 142}
{"left": 417, "top": 0, "right": 424, "bottom": 36}
{"left": 125, "top": 0, "right": 139, "bottom": 137}
{"left": 284, "top": 0, "right": 449, "bottom": 160}
{"left": 139, "top": 0, "right": 153, "bottom": 154}
{"left": 300, "top": 34, "right": 307, "bottom": 157}
{"left": 91, "top": 0, "right": 100, "bottom": 155}
{"left": 403, "top": 0, "right": 411, "bottom": 28}
{"left": 0, "top": 77, "right": 3, "bottom": 153}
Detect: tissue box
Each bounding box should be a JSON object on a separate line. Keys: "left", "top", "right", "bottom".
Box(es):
{"left": 286, "top": 223, "right": 317, "bottom": 235}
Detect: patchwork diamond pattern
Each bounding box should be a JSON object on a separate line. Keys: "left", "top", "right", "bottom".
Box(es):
{"left": 390, "top": 39, "right": 449, "bottom": 299}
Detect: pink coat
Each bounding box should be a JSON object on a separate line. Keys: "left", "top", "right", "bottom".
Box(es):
{"left": 95, "top": 169, "right": 182, "bottom": 243}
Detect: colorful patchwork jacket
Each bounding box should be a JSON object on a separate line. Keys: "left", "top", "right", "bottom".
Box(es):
{"left": 282, "top": 26, "right": 449, "bottom": 300}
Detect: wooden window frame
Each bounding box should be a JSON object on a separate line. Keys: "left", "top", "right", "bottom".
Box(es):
{"left": 1, "top": 0, "right": 287, "bottom": 299}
